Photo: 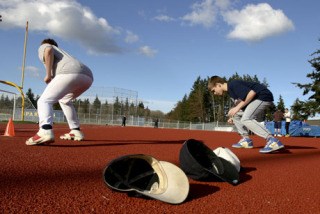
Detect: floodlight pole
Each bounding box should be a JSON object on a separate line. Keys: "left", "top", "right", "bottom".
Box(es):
{"left": 21, "top": 21, "right": 28, "bottom": 89}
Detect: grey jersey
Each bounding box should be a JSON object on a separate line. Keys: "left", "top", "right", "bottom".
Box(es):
{"left": 38, "top": 44, "right": 93, "bottom": 80}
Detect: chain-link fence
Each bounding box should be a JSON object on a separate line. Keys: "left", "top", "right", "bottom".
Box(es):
{"left": 0, "top": 87, "right": 235, "bottom": 131}
{"left": 0, "top": 106, "right": 234, "bottom": 131}
{"left": 0, "top": 100, "right": 235, "bottom": 132}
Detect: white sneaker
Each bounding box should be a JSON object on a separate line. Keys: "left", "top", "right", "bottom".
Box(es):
{"left": 26, "top": 129, "right": 54, "bottom": 145}
{"left": 277, "top": 134, "right": 282, "bottom": 137}
{"left": 60, "top": 130, "right": 84, "bottom": 141}
{"left": 260, "top": 137, "right": 285, "bottom": 153}
{"left": 232, "top": 138, "right": 253, "bottom": 148}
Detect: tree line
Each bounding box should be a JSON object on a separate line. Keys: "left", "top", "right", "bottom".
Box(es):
{"left": 166, "top": 74, "right": 280, "bottom": 123}
{"left": 25, "top": 89, "right": 166, "bottom": 118}
{"left": 0, "top": 89, "right": 165, "bottom": 120}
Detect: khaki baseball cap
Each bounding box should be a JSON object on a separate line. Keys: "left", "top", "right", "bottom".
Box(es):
{"left": 103, "top": 154, "right": 189, "bottom": 204}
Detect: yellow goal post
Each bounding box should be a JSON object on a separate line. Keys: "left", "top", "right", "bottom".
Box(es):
{"left": 0, "top": 80, "right": 25, "bottom": 121}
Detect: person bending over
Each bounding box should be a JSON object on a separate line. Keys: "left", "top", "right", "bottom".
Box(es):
{"left": 26, "top": 38, "right": 93, "bottom": 145}
{"left": 208, "top": 76, "right": 284, "bottom": 154}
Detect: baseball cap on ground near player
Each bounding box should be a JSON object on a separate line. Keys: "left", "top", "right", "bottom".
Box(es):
{"left": 179, "top": 139, "right": 239, "bottom": 185}
{"left": 213, "top": 147, "right": 241, "bottom": 172}
{"left": 103, "top": 154, "right": 189, "bottom": 204}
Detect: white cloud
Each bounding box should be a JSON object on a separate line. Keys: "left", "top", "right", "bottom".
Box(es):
{"left": 214, "top": 0, "right": 231, "bottom": 10}
{"left": 19, "top": 66, "right": 42, "bottom": 79}
{"left": 223, "top": 3, "right": 295, "bottom": 42}
{"left": 125, "top": 31, "right": 139, "bottom": 43}
{"left": 181, "top": 0, "right": 217, "bottom": 28}
{"left": 139, "top": 46, "right": 158, "bottom": 57}
{"left": 0, "top": 0, "right": 123, "bottom": 54}
{"left": 154, "top": 15, "right": 175, "bottom": 22}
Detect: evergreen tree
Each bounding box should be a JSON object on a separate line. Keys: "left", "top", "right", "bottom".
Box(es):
{"left": 262, "top": 78, "right": 269, "bottom": 87}
{"left": 291, "top": 98, "right": 309, "bottom": 120}
{"left": 0, "top": 94, "right": 8, "bottom": 109}
{"left": 180, "top": 94, "right": 190, "bottom": 121}
{"left": 144, "top": 106, "right": 151, "bottom": 117}
{"left": 167, "top": 94, "right": 190, "bottom": 121}
{"left": 52, "top": 102, "right": 62, "bottom": 110}
{"left": 92, "top": 95, "right": 101, "bottom": 114}
{"left": 83, "top": 99, "right": 90, "bottom": 114}
{"left": 203, "top": 78, "right": 213, "bottom": 122}
{"left": 0, "top": 94, "right": 5, "bottom": 109}
{"left": 74, "top": 98, "right": 83, "bottom": 113}
{"left": 293, "top": 40, "right": 320, "bottom": 117}
{"left": 26, "top": 88, "right": 37, "bottom": 108}
{"left": 124, "top": 98, "right": 129, "bottom": 115}
{"left": 188, "top": 76, "right": 206, "bottom": 122}
{"left": 113, "top": 96, "right": 121, "bottom": 115}
{"left": 276, "top": 95, "right": 285, "bottom": 112}
{"left": 129, "top": 102, "right": 136, "bottom": 116}
{"left": 137, "top": 101, "right": 145, "bottom": 116}
{"left": 0, "top": 94, "right": 13, "bottom": 109}
{"left": 101, "top": 99, "right": 109, "bottom": 115}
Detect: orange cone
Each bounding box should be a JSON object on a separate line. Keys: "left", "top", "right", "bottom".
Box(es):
{"left": 4, "top": 118, "right": 15, "bottom": 137}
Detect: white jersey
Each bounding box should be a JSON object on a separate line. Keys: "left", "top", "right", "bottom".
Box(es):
{"left": 38, "top": 44, "right": 93, "bottom": 80}
{"left": 284, "top": 111, "right": 291, "bottom": 122}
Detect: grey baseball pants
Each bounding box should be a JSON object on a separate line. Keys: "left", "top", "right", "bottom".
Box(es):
{"left": 232, "top": 99, "right": 272, "bottom": 139}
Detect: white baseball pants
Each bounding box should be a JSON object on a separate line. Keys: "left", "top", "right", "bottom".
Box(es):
{"left": 37, "top": 73, "right": 93, "bottom": 129}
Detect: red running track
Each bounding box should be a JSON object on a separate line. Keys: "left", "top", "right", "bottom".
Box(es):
{"left": 0, "top": 123, "right": 320, "bottom": 213}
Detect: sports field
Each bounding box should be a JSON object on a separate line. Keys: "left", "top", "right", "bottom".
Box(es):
{"left": 1, "top": 123, "right": 319, "bottom": 213}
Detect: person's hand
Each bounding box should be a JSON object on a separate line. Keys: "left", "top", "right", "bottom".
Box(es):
{"left": 44, "top": 75, "right": 52, "bottom": 84}
{"left": 228, "top": 107, "right": 240, "bottom": 117}
{"left": 227, "top": 117, "right": 234, "bottom": 124}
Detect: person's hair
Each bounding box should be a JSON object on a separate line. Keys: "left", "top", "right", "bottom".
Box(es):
{"left": 208, "top": 76, "right": 226, "bottom": 89}
{"left": 41, "top": 38, "right": 58, "bottom": 47}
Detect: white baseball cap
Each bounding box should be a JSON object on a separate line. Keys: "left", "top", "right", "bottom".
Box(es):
{"left": 103, "top": 154, "right": 189, "bottom": 204}
{"left": 213, "top": 147, "right": 241, "bottom": 172}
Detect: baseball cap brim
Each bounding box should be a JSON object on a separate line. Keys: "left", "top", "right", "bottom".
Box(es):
{"left": 179, "top": 139, "right": 239, "bottom": 185}
{"left": 103, "top": 154, "right": 189, "bottom": 204}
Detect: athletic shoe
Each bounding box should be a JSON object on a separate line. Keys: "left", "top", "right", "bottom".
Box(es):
{"left": 285, "top": 134, "right": 290, "bottom": 137}
{"left": 232, "top": 138, "right": 253, "bottom": 149}
{"left": 26, "top": 128, "right": 54, "bottom": 145}
{"left": 60, "top": 130, "right": 84, "bottom": 141}
{"left": 277, "top": 134, "right": 282, "bottom": 137}
{"left": 259, "top": 137, "right": 285, "bottom": 153}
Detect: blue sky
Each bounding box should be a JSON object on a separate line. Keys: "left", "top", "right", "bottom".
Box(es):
{"left": 0, "top": 0, "right": 320, "bottom": 113}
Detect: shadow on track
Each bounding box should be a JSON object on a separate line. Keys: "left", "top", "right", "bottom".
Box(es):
{"left": 186, "top": 183, "right": 220, "bottom": 202}
{"left": 46, "top": 140, "right": 186, "bottom": 147}
{"left": 239, "top": 166, "right": 256, "bottom": 183}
